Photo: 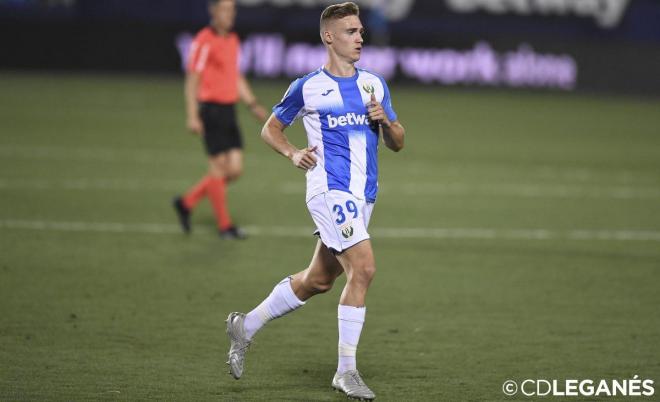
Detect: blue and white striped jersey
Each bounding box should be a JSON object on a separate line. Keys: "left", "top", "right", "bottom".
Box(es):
{"left": 273, "top": 67, "right": 397, "bottom": 203}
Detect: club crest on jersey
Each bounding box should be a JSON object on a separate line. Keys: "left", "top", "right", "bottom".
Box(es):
{"left": 341, "top": 224, "right": 354, "bottom": 239}
{"left": 362, "top": 83, "right": 375, "bottom": 95}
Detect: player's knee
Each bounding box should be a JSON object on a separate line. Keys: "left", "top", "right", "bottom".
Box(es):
{"left": 350, "top": 263, "right": 376, "bottom": 286}
{"left": 308, "top": 276, "right": 335, "bottom": 294}
{"left": 226, "top": 166, "right": 243, "bottom": 182}
{"left": 313, "top": 280, "right": 334, "bottom": 294}
{"left": 301, "top": 271, "right": 336, "bottom": 295}
{"left": 362, "top": 264, "right": 377, "bottom": 282}
{"left": 208, "top": 164, "right": 225, "bottom": 178}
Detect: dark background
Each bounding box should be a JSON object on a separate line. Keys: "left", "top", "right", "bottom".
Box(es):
{"left": 2, "top": 0, "right": 659, "bottom": 95}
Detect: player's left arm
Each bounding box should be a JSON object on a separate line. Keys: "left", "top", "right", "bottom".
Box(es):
{"left": 367, "top": 93, "right": 405, "bottom": 152}
{"left": 238, "top": 74, "right": 268, "bottom": 123}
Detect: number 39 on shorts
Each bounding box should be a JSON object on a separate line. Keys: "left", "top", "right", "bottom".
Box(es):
{"left": 333, "top": 200, "right": 358, "bottom": 224}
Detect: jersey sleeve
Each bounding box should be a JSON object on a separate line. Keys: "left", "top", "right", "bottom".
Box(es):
{"left": 272, "top": 78, "right": 305, "bottom": 126}
{"left": 187, "top": 33, "right": 210, "bottom": 74}
{"left": 379, "top": 76, "right": 398, "bottom": 122}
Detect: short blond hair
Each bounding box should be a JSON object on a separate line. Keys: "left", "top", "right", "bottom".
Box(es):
{"left": 320, "top": 2, "right": 360, "bottom": 32}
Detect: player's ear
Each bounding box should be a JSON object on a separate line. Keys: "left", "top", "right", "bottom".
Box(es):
{"left": 322, "top": 30, "right": 333, "bottom": 45}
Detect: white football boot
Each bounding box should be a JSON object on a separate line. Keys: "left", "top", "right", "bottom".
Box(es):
{"left": 225, "top": 312, "right": 251, "bottom": 379}
{"left": 332, "top": 370, "right": 376, "bottom": 400}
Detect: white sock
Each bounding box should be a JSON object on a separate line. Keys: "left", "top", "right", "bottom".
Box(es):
{"left": 337, "top": 305, "right": 366, "bottom": 374}
{"left": 243, "top": 277, "right": 305, "bottom": 340}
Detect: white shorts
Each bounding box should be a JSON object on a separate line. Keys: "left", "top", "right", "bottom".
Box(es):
{"left": 306, "top": 190, "right": 375, "bottom": 253}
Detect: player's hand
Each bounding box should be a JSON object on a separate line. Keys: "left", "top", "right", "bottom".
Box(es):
{"left": 367, "top": 93, "right": 391, "bottom": 128}
{"left": 187, "top": 117, "right": 204, "bottom": 136}
{"left": 291, "top": 145, "right": 318, "bottom": 171}
{"left": 250, "top": 103, "right": 268, "bottom": 123}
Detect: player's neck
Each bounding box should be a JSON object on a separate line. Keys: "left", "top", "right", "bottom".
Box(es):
{"left": 210, "top": 23, "right": 230, "bottom": 36}
{"left": 323, "top": 60, "right": 356, "bottom": 78}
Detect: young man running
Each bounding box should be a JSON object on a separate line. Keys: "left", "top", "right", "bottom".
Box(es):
{"left": 226, "top": 2, "right": 405, "bottom": 399}
{"left": 173, "top": 0, "right": 267, "bottom": 239}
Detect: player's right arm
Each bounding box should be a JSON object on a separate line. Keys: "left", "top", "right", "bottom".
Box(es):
{"left": 261, "top": 114, "right": 317, "bottom": 170}
{"left": 184, "top": 72, "right": 203, "bottom": 135}
{"left": 185, "top": 35, "right": 209, "bottom": 136}
{"left": 263, "top": 78, "right": 317, "bottom": 170}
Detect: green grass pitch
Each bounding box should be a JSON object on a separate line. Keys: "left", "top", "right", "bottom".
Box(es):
{"left": 1, "top": 72, "right": 659, "bottom": 401}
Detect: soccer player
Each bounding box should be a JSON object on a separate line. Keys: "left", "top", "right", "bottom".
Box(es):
{"left": 225, "top": 2, "right": 405, "bottom": 399}
{"left": 173, "top": 0, "right": 267, "bottom": 239}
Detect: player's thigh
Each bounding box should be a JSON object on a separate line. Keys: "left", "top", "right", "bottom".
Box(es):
{"left": 294, "top": 240, "right": 344, "bottom": 287}
{"left": 225, "top": 148, "right": 243, "bottom": 176}
{"left": 335, "top": 239, "right": 375, "bottom": 282}
{"left": 308, "top": 239, "right": 344, "bottom": 279}
{"left": 208, "top": 152, "right": 228, "bottom": 177}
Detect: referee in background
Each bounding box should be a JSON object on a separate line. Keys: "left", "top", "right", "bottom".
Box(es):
{"left": 174, "top": 0, "right": 267, "bottom": 239}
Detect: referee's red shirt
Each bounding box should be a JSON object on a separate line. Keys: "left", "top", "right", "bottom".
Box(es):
{"left": 187, "top": 27, "right": 240, "bottom": 104}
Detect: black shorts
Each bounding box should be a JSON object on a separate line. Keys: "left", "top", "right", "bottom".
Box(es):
{"left": 199, "top": 102, "right": 243, "bottom": 156}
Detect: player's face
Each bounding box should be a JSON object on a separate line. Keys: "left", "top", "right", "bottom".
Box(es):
{"left": 329, "top": 15, "right": 365, "bottom": 63}
{"left": 209, "top": 0, "right": 236, "bottom": 32}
